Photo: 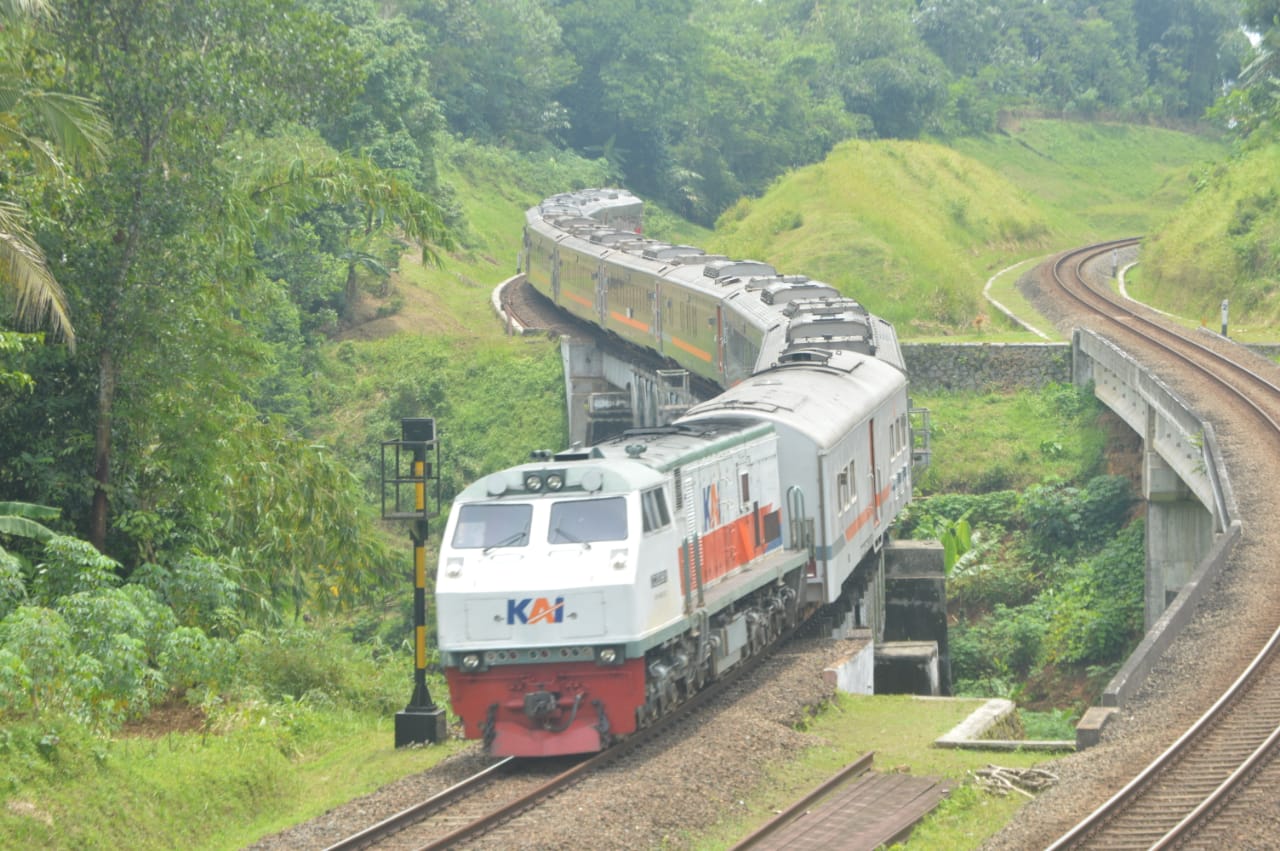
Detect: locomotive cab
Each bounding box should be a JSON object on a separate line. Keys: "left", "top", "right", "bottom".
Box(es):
{"left": 436, "top": 454, "right": 679, "bottom": 756}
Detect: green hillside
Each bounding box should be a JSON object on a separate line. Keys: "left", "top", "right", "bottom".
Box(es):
{"left": 1136, "top": 144, "right": 1280, "bottom": 333}
{"left": 701, "top": 121, "right": 1226, "bottom": 337}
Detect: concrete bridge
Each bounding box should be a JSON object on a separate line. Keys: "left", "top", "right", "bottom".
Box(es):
{"left": 1072, "top": 328, "right": 1241, "bottom": 708}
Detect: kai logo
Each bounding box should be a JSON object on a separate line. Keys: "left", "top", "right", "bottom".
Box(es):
{"left": 702, "top": 482, "right": 721, "bottom": 532}
{"left": 507, "top": 596, "right": 565, "bottom": 625}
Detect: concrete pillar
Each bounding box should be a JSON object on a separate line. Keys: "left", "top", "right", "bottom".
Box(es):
{"left": 883, "top": 540, "right": 950, "bottom": 694}
{"left": 1144, "top": 446, "right": 1213, "bottom": 629}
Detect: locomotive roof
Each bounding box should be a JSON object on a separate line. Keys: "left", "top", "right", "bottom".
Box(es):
{"left": 455, "top": 422, "right": 776, "bottom": 502}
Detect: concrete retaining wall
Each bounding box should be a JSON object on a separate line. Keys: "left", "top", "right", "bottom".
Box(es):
{"left": 901, "top": 342, "right": 1070, "bottom": 393}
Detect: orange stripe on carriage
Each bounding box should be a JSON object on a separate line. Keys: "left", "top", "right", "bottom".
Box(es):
{"left": 609, "top": 310, "right": 651, "bottom": 332}
{"left": 669, "top": 335, "right": 713, "bottom": 362}
{"left": 843, "top": 483, "right": 895, "bottom": 540}
{"left": 563, "top": 291, "right": 593, "bottom": 308}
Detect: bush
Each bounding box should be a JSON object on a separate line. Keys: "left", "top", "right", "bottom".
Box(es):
{"left": 159, "top": 627, "right": 238, "bottom": 698}
{"left": 1022, "top": 475, "right": 1133, "bottom": 554}
{"left": 132, "top": 555, "right": 242, "bottom": 636}
{"left": 0, "top": 606, "right": 77, "bottom": 717}
{"left": 899, "top": 490, "right": 1020, "bottom": 538}
{"left": 58, "top": 589, "right": 171, "bottom": 722}
{"left": 233, "top": 626, "right": 403, "bottom": 712}
{"left": 0, "top": 552, "right": 26, "bottom": 621}
{"left": 1045, "top": 521, "right": 1146, "bottom": 666}
{"left": 949, "top": 551, "right": 1040, "bottom": 613}
{"left": 30, "top": 536, "right": 120, "bottom": 604}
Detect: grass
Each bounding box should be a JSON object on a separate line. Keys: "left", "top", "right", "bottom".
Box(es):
{"left": 705, "top": 121, "right": 1225, "bottom": 338}
{"left": 951, "top": 120, "right": 1223, "bottom": 240}
{"left": 0, "top": 711, "right": 468, "bottom": 850}
{"left": 911, "top": 384, "right": 1108, "bottom": 495}
{"left": 688, "top": 694, "right": 1057, "bottom": 850}
{"left": 708, "top": 140, "right": 1053, "bottom": 333}
{"left": 1130, "top": 143, "right": 1280, "bottom": 338}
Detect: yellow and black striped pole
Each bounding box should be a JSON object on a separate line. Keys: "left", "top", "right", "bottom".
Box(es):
{"left": 392, "top": 418, "right": 447, "bottom": 747}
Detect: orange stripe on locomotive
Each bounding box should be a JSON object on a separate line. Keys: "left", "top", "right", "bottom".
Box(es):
{"left": 679, "top": 503, "right": 781, "bottom": 590}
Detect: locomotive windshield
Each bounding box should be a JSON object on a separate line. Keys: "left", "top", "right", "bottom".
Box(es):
{"left": 549, "top": 497, "right": 627, "bottom": 545}
{"left": 451, "top": 503, "right": 532, "bottom": 550}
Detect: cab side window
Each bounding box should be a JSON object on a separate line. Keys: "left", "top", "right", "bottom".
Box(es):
{"left": 641, "top": 488, "right": 671, "bottom": 533}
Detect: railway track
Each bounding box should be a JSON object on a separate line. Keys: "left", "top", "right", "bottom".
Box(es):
{"left": 1045, "top": 242, "right": 1280, "bottom": 849}
{"left": 323, "top": 620, "right": 817, "bottom": 849}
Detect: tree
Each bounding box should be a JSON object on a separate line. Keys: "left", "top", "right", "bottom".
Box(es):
{"left": 1134, "top": 0, "right": 1247, "bottom": 118}
{"left": 41, "top": 0, "right": 451, "bottom": 562}
{"left": 407, "top": 0, "right": 576, "bottom": 148}
{"left": 552, "top": 0, "right": 705, "bottom": 204}
{"left": 0, "top": 0, "right": 109, "bottom": 350}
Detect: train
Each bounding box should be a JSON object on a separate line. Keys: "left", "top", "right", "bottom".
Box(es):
{"left": 434, "top": 189, "right": 916, "bottom": 757}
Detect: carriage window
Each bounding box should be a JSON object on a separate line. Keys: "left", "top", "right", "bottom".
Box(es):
{"left": 837, "top": 470, "right": 849, "bottom": 508}
{"left": 641, "top": 488, "right": 671, "bottom": 533}
{"left": 740, "top": 472, "right": 751, "bottom": 504}
{"left": 550, "top": 497, "right": 628, "bottom": 544}
{"left": 452, "top": 504, "right": 532, "bottom": 550}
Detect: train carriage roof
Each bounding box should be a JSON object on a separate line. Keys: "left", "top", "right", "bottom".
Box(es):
{"left": 676, "top": 349, "right": 906, "bottom": 450}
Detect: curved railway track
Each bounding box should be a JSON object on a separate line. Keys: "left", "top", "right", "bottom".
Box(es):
{"left": 1045, "top": 241, "right": 1280, "bottom": 849}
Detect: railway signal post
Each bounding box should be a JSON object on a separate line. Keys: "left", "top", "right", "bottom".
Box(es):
{"left": 382, "top": 417, "right": 448, "bottom": 747}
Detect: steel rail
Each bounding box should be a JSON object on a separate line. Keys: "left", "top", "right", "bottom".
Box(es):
{"left": 322, "top": 757, "right": 515, "bottom": 851}
{"left": 1044, "top": 241, "right": 1280, "bottom": 849}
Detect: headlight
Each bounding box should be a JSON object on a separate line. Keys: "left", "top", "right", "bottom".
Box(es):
{"left": 545, "top": 472, "right": 564, "bottom": 491}
{"left": 598, "top": 648, "right": 617, "bottom": 664}
{"left": 461, "top": 654, "right": 481, "bottom": 671}
{"left": 523, "top": 473, "right": 544, "bottom": 492}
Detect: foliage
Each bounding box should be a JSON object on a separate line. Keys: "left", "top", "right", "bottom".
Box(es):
{"left": 232, "top": 625, "right": 404, "bottom": 713}
{"left": 939, "top": 472, "right": 1142, "bottom": 703}
{"left": 397, "top": 0, "right": 1246, "bottom": 222}
{"left": 1022, "top": 475, "right": 1135, "bottom": 555}
{"left": 212, "top": 424, "right": 400, "bottom": 619}
{"left": 1043, "top": 521, "right": 1146, "bottom": 666}
{"left": 0, "top": 499, "right": 58, "bottom": 557}
{"left": 27, "top": 532, "right": 121, "bottom": 599}
{"left": 405, "top": 0, "right": 574, "bottom": 149}
{"left": 130, "top": 556, "right": 242, "bottom": 636}
{"left": 0, "top": 1, "right": 110, "bottom": 351}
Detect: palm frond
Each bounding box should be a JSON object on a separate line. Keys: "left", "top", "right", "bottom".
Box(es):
{"left": 0, "top": 199, "right": 75, "bottom": 349}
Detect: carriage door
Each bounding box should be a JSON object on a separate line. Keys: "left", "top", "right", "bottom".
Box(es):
{"left": 868, "top": 420, "right": 882, "bottom": 528}
{"left": 653, "top": 281, "right": 663, "bottom": 348}
{"left": 595, "top": 259, "right": 608, "bottom": 325}
{"left": 551, "top": 246, "right": 561, "bottom": 301}
{"left": 715, "top": 305, "right": 726, "bottom": 379}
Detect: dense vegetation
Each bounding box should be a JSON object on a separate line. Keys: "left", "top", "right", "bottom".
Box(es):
{"left": 1, "top": 0, "right": 1279, "bottom": 846}
{"left": 411, "top": 0, "right": 1250, "bottom": 221}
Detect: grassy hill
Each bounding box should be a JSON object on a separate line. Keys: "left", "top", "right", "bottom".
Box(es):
{"left": 1135, "top": 143, "right": 1280, "bottom": 335}
{"left": 704, "top": 120, "right": 1227, "bottom": 338}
